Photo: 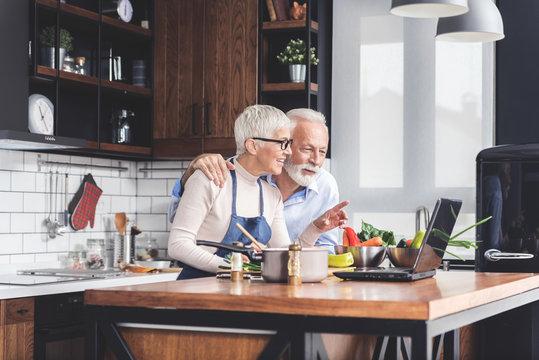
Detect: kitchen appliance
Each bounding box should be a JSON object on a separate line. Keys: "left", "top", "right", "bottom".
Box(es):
{"left": 476, "top": 144, "right": 539, "bottom": 272}
{"left": 34, "top": 292, "right": 86, "bottom": 359}
{"left": 111, "top": 109, "right": 134, "bottom": 144}
{"left": 196, "top": 240, "right": 328, "bottom": 282}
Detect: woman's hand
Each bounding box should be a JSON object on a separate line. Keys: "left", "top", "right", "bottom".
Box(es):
{"left": 313, "top": 201, "right": 350, "bottom": 232}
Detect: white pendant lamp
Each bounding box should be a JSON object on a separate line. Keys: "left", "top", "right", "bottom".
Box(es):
{"left": 436, "top": 0, "right": 504, "bottom": 42}
{"left": 390, "top": 0, "right": 469, "bottom": 18}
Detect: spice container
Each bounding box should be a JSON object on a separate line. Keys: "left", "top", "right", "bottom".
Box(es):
{"left": 230, "top": 241, "right": 243, "bottom": 281}
{"left": 288, "top": 242, "right": 302, "bottom": 285}
{"left": 86, "top": 239, "right": 105, "bottom": 269}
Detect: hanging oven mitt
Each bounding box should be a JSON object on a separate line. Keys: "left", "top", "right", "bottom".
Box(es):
{"left": 69, "top": 174, "right": 102, "bottom": 231}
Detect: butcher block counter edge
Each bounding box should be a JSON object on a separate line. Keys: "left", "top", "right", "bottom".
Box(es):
{"left": 84, "top": 271, "right": 539, "bottom": 321}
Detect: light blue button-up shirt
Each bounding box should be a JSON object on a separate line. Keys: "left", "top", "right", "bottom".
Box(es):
{"left": 168, "top": 167, "right": 340, "bottom": 254}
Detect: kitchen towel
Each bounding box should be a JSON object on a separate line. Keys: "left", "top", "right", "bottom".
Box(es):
{"left": 69, "top": 174, "right": 102, "bottom": 231}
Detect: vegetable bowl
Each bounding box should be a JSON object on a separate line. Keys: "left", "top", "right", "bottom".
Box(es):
{"left": 334, "top": 245, "right": 386, "bottom": 268}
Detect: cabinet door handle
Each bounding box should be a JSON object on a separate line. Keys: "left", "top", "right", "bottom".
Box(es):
{"left": 17, "top": 309, "right": 29, "bottom": 315}
{"left": 205, "top": 103, "right": 211, "bottom": 135}
{"left": 192, "top": 103, "right": 198, "bottom": 135}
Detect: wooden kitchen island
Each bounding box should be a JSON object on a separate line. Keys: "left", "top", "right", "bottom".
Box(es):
{"left": 85, "top": 271, "right": 539, "bottom": 359}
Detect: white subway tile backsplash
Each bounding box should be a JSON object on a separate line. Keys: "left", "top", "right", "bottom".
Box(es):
{"left": 0, "top": 214, "right": 9, "bottom": 232}
{"left": 46, "top": 235, "right": 69, "bottom": 252}
{"left": 137, "top": 214, "right": 167, "bottom": 232}
{"left": 24, "top": 192, "right": 47, "bottom": 213}
{"left": 0, "top": 150, "right": 187, "bottom": 267}
{"left": 91, "top": 158, "right": 113, "bottom": 177}
{"left": 0, "top": 171, "right": 10, "bottom": 191}
{"left": 11, "top": 254, "right": 35, "bottom": 264}
{"left": 35, "top": 172, "right": 49, "bottom": 192}
{"left": 11, "top": 213, "right": 36, "bottom": 233}
{"left": 110, "top": 196, "right": 131, "bottom": 213}
{"left": 0, "top": 151, "right": 24, "bottom": 171}
{"left": 12, "top": 172, "right": 36, "bottom": 192}
{"left": 137, "top": 179, "right": 168, "bottom": 196}
{"left": 136, "top": 197, "right": 151, "bottom": 213}
{"left": 152, "top": 197, "right": 169, "bottom": 214}
{"left": 121, "top": 178, "right": 137, "bottom": 196}
{"left": 101, "top": 177, "right": 121, "bottom": 195}
{"left": 0, "top": 234, "right": 23, "bottom": 254}
{"left": 0, "top": 192, "right": 23, "bottom": 212}
{"left": 23, "top": 233, "right": 47, "bottom": 253}
{"left": 23, "top": 152, "right": 41, "bottom": 172}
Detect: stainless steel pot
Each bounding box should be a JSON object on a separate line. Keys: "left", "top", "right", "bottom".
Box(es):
{"left": 196, "top": 240, "right": 328, "bottom": 283}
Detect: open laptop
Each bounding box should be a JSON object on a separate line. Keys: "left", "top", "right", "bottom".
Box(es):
{"left": 334, "top": 198, "right": 462, "bottom": 282}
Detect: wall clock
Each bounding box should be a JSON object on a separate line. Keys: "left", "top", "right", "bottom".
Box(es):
{"left": 28, "top": 94, "right": 54, "bottom": 136}
{"left": 117, "top": 0, "right": 133, "bottom": 23}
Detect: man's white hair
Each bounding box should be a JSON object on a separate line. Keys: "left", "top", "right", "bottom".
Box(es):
{"left": 286, "top": 108, "right": 328, "bottom": 135}
{"left": 235, "top": 105, "right": 290, "bottom": 155}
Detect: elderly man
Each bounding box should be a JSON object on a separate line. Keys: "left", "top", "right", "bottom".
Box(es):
{"left": 168, "top": 108, "right": 340, "bottom": 253}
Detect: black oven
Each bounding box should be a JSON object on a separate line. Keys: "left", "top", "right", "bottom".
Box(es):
{"left": 34, "top": 292, "right": 86, "bottom": 360}
{"left": 476, "top": 144, "right": 539, "bottom": 272}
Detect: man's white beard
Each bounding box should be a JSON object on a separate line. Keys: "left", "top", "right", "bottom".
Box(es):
{"left": 283, "top": 158, "right": 320, "bottom": 187}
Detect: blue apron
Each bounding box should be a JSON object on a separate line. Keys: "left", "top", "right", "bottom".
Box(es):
{"left": 177, "top": 167, "right": 272, "bottom": 280}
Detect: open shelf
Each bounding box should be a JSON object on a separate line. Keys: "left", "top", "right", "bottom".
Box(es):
{"left": 102, "top": 16, "right": 152, "bottom": 37}
{"left": 262, "top": 82, "right": 318, "bottom": 93}
{"left": 99, "top": 142, "right": 152, "bottom": 155}
{"left": 101, "top": 80, "right": 151, "bottom": 96}
{"left": 60, "top": 3, "right": 99, "bottom": 21}
{"left": 36, "top": 0, "right": 57, "bottom": 8}
{"left": 263, "top": 20, "right": 318, "bottom": 32}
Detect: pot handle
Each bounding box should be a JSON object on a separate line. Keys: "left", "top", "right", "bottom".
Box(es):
{"left": 196, "top": 240, "right": 262, "bottom": 262}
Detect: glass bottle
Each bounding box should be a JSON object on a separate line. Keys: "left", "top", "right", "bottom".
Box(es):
{"left": 75, "top": 56, "right": 86, "bottom": 75}
{"left": 288, "top": 242, "right": 302, "bottom": 285}
{"left": 86, "top": 239, "right": 105, "bottom": 269}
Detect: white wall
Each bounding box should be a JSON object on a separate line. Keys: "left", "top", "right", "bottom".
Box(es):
{"left": 331, "top": 0, "right": 495, "bottom": 254}
{"left": 0, "top": 150, "right": 184, "bottom": 272}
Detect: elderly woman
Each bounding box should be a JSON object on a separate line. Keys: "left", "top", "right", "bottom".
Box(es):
{"left": 168, "top": 105, "right": 348, "bottom": 280}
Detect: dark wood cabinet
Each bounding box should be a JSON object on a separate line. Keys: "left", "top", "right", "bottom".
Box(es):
{"left": 29, "top": 0, "right": 154, "bottom": 157}
{"left": 153, "top": 0, "right": 258, "bottom": 159}
{"left": 0, "top": 297, "right": 34, "bottom": 360}
{"left": 257, "top": 0, "right": 332, "bottom": 136}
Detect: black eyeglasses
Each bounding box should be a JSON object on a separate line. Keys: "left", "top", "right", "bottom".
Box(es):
{"left": 252, "top": 137, "right": 293, "bottom": 150}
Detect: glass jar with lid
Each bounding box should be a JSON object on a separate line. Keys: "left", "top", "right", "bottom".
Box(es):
{"left": 86, "top": 239, "right": 105, "bottom": 269}
{"left": 62, "top": 55, "right": 75, "bottom": 72}
{"left": 136, "top": 238, "right": 158, "bottom": 260}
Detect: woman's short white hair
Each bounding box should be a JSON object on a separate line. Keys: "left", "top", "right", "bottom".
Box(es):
{"left": 235, "top": 105, "right": 290, "bottom": 155}
{"left": 286, "top": 108, "right": 327, "bottom": 134}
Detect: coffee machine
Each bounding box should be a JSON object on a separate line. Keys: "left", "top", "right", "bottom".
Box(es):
{"left": 476, "top": 144, "right": 539, "bottom": 272}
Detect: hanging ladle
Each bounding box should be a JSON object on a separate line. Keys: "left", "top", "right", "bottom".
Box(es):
{"left": 46, "top": 171, "right": 57, "bottom": 238}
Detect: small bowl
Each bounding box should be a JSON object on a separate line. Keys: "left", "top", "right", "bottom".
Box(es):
{"left": 387, "top": 247, "right": 419, "bottom": 268}
{"left": 334, "top": 246, "right": 386, "bottom": 268}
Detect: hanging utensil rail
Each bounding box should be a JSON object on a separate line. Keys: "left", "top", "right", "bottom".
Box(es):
{"left": 38, "top": 160, "right": 128, "bottom": 172}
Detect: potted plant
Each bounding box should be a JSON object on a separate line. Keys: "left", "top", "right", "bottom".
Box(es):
{"left": 39, "top": 26, "right": 74, "bottom": 69}
{"left": 276, "top": 38, "right": 319, "bottom": 82}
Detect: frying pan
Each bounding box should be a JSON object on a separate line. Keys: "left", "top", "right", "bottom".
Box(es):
{"left": 196, "top": 240, "right": 328, "bottom": 283}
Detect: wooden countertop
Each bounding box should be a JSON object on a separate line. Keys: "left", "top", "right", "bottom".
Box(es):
{"left": 85, "top": 271, "right": 539, "bottom": 321}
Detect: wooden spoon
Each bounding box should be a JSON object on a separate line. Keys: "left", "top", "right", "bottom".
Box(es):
{"left": 114, "top": 212, "right": 127, "bottom": 235}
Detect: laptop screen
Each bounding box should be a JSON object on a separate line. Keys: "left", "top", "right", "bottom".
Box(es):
{"left": 413, "top": 198, "right": 463, "bottom": 273}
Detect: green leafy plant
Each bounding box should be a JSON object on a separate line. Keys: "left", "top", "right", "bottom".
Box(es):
{"left": 357, "top": 220, "right": 396, "bottom": 246}
{"left": 276, "top": 38, "right": 319, "bottom": 65}
{"left": 431, "top": 206, "right": 492, "bottom": 261}
{"left": 39, "top": 26, "right": 73, "bottom": 52}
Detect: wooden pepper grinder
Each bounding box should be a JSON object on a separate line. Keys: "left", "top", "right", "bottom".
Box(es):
{"left": 288, "top": 242, "right": 302, "bottom": 285}
{"left": 231, "top": 241, "right": 244, "bottom": 281}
